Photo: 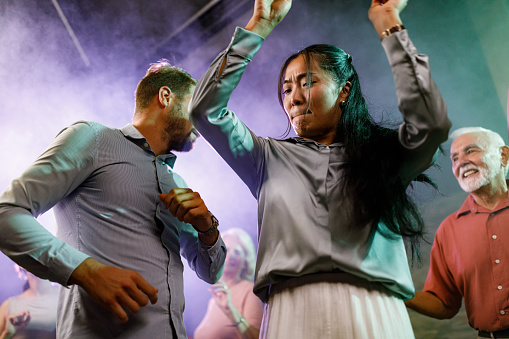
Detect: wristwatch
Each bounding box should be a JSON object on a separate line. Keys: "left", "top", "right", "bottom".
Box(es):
{"left": 198, "top": 214, "right": 219, "bottom": 236}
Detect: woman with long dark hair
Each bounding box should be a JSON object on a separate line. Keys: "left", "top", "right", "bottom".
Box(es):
{"left": 189, "top": 0, "right": 451, "bottom": 337}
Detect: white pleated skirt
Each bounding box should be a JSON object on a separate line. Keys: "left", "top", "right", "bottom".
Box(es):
{"left": 260, "top": 279, "right": 415, "bottom": 339}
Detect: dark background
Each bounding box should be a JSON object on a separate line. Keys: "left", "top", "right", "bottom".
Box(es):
{"left": 1, "top": 0, "right": 508, "bottom": 337}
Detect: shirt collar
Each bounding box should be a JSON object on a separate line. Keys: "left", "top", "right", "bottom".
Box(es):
{"left": 120, "top": 123, "right": 145, "bottom": 140}
{"left": 119, "top": 123, "right": 177, "bottom": 168}
{"left": 286, "top": 137, "right": 344, "bottom": 148}
{"left": 456, "top": 192, "right": 509, "bottom": 218}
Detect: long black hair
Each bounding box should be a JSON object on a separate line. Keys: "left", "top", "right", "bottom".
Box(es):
{"left": 278, "top": 44, "right": 435, "bottom": 264}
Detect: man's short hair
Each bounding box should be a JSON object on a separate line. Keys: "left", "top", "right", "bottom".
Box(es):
{"left": 450, "top": 127, "right": 505, "bottom": 148}
{"left": 450, "top": 127, "right": 508, "bottom": 176}
{"left": 135, "top": 59, "right": 196, "bottom": 110}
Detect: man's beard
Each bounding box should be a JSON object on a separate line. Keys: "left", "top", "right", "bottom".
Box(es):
{"left": 458, "top": 153, "right": 499, "bottom": 193}
{"left": 459, "top": 166, "right": 492, "bottom": 193}
{"left": 162, "top": 101, "right": 196, "bottom": 153}
{"left": 174, "top": 129, "right": 197, "bottom": 152}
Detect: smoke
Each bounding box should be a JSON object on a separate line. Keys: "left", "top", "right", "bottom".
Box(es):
{"left": 1, "top": 0, "right": 508, "bottom": 336}
{"left": 0, "top": 0, "right": 260, "bottom": 331}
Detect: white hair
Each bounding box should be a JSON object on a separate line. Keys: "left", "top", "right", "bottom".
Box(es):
{"left": 450, "top": 127, "right": 505, "bottom": 148}
{"left": 222, "top": 228, "right": 257, "bottom": 281}
{"left": 450, "top": 127, "right": 508, "bottom": 176}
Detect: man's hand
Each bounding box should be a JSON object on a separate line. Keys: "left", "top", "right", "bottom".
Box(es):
{"left": 159, "top": 188, "right": 212, "bottom": 233}
{"left": 160, "top": 188, "right": 220, "bottom": 245}
{"left": 245, "top": 0, "right": 292, "bottom": 38}
{"left": 368, "top": 0, "right": 408, "bottom": 39}
{"left": 69, "top": 258, "right": 158, "bottom": 323}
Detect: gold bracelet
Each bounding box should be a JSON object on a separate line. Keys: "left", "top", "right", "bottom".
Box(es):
{"left": 380, "top": 24, "right": 405, "bottom": 41}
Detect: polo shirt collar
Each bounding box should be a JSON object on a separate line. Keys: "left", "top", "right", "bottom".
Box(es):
{"left": 456, "top": 191, "right": 509, "bottom": 218}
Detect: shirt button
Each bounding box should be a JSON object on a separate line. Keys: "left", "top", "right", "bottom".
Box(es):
{"left": 168, "top": 272, "right": 171, "bottom": 277}
{"left": 496, "top": 259, "right": 501, "bottom": 264}
{"left": 210, "top": 250, "right": 215, "bottom": 255}
{"left": 490, "top": 212, "right": 496, "bottom": 216}
{"left": 492, "top": 235, "right": 498, "bottom": 239}
{"left": 212, "top": 268, "right": 216, "bottom": 272}
{"left": 498, "top": 285, "right": 503, "bottom": 290}
{"left": 501, "top": 310, "right": 506, "bottom": 315}
{"left": 144, "top": 142, "right": 149, "bottom": 148}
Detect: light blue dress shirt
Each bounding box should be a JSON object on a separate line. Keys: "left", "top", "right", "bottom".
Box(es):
{"left": 0, "top": 121, "right": 226, "bottom": 338}
{"left": 189, "top": 27, "right": 451, "bottom": 301}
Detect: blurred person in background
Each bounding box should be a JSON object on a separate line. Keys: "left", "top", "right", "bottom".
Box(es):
{"left": 0, "top": 264, "right": 59, "bottom": 339}
{"left": 194, "top": 228, "right": 262, "bottom": 339}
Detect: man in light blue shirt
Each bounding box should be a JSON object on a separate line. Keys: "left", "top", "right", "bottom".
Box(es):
{"left": 0, "top": 60, "right": 226, "bottom": 338}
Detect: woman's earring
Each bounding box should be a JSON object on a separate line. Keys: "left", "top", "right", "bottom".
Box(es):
{"left": 340, "top": 101, "right": 346, "bottom": 109}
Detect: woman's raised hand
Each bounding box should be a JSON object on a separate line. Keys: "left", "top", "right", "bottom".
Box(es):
{"left": 368, "top": 0, "right": 408, "bottom": 39}
{"left": 209, "top": 281, "right": 233, "bottom": 313}
{"left": 245, "top": 0, "right": 292, "bottom": 38}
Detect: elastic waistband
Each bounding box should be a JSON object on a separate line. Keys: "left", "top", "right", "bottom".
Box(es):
{"left": 267, "top": 271, "right": 388, "bottom": 298}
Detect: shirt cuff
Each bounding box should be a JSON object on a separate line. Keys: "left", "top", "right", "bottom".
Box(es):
{"left": 199, "top": 232, "right": 225, "bottom": 253}
{"left": 60, "top": 250, "right": 90, "bottom": 286}
{"left": 228, "top": 27, "right": 265, "bottom": 61}
{"left": 381, "top": 30, "right": 417, "bottom": 67}
{"left": 200, "top": 234, "right": 226, "bottom": 276}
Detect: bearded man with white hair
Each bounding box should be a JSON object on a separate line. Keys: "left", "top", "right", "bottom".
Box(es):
{"left": 405, "top": 127, "right": 509, "bottom": 339}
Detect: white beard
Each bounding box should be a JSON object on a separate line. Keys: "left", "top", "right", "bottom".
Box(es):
{"left": 458, "top": 153, "right": 500, "bottom": 193}
{"left": 459, "top": 167, "right": 492, "bottom": 193}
